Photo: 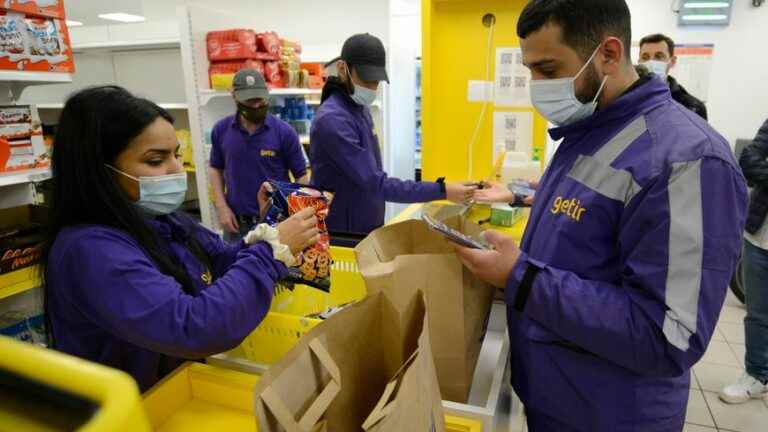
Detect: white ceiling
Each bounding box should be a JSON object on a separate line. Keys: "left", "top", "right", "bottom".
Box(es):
{"left": 65, "top": 0, "right": 185, "bottom": 26}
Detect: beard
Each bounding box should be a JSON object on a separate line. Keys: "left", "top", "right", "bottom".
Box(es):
{"left": 575, "top": 63, "right": 604, "bottom": 105}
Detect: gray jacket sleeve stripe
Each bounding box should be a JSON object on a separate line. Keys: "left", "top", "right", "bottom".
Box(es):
{"left": 594, "top": 116, "right": 648, "bottom": 164}
{"left": 662, "top": 160, "right": 704, "bottom": 351}
{"left": 567, "top": 155, "right": 642, "bottom": 205}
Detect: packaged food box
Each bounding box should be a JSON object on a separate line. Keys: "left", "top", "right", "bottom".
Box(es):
{"left": 0, "top": 223, "right": 43, "bottom": 275}
{"left": 1, "top": 0, "right": 65, "bottom": 20}
{"left": 0, "top": 105, "right": 46, "bottom": 172}
{"left": 0, "top": 12, "right": 74, "bottom": 73}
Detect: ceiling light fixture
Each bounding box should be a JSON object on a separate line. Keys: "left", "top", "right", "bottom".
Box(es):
{"left": 683, "top": 2, "right": 730, "bottom": 7}
{"left": 65, "top": 19, "right": 83, "bottom": 27}
{"left": 681, "top": 14, "right": 729, "bottom": 20}
{"left": 97, "top": 13, "right": 146, "bottom": 23}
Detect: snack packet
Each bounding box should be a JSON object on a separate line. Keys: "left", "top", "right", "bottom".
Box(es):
{"left": 26, "top": 18, "right": 61, "bottom": 56}
{"left": 263, "top": 181, "right": 333, "bottom": 291}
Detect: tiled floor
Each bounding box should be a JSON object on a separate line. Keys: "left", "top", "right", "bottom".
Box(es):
{"left": 684, "top": 291, "right": 768, "bottom": 432}
{"left": 510, "top": 291, "right": 768, "bottom": 431}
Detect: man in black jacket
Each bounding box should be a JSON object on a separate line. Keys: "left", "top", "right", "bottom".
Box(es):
{"left": 721, "top": 118, "right": 768, "bottom": 403}
{"left": 639, "top": 33, "right": 708, "bottom": 120}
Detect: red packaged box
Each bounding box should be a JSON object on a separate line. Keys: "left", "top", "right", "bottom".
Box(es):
{"left": 308, "top": 75, "right": 324, "bottom": 89}
{"left": 0, "top": 13, "right": 75, "bottom": 74}
{"left": 207, "top": 29, "right": 258, "bottom": 61}
{"left": 301, "top": 63, "right": 323, "bottom": 76}
{"left": 263, "top": 61, "right": 281, "bottom": 85}
{"left": 1, "top": 0, "right": 65, "bottom": 20}
{"left": 257, "top": 32, "right": 281, "bottom": 56}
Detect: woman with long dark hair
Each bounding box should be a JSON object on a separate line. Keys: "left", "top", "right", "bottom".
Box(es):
{"left": 41, "top": 86, "right": 319, "bottom": 391}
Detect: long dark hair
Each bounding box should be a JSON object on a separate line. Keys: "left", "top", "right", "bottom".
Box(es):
{"left": 40, "top": 86, "right": 205, "bottom": 340}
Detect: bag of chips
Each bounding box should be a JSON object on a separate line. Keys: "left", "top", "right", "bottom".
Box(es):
{"left": 263, "top": 181, "right": 333, "bottom": 291}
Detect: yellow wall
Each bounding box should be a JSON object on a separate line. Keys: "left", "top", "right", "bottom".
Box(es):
{"left": 422, "top": 0, "right": 547, "bottom": 182}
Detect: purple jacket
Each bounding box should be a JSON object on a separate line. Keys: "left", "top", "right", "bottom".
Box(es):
{"left": 310, "top": 85, "right": 444, "bottom": 234}
{"left": 47, "top": 214, "right": 285, "bottom": 392}
{"left": 505, "top": 78, "right": 747, "bottom": 431}
{"left": 210, "top": 114, "right": 308, "bottom": 217}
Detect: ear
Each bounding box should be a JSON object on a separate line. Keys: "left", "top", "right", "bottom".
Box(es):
{"left": 336, "top": 60, "right": 347, "bottom": 76}
{"left": 669, "top": 55, "right": 678, "bottom": 69}
{"left": 598, "top": 37, "right": 625, "bottom": 76}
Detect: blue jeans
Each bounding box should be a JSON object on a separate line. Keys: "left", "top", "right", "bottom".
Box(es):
{"left": 743, "top": 240, "right": 768, "bottom": 382}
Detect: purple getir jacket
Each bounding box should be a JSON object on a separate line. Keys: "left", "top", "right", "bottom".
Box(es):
{"left": 47, "top": 213, "right": 285, "bottom": 392}
{"left": 505, "top": 77, "right": 747, "bottom": 431}
{"left": 310, "top": 82, "right": 445, "bottom": 234}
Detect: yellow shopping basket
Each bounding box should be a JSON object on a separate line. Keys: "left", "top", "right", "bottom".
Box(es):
{"left": 239, "top": 246, "right": 368, "bottom": 364}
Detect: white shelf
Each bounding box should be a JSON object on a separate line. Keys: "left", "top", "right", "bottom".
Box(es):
{"left": 199, "top": 88, "right": 321, "bottom": 106}
{"left": 35, "top": 102, "right": 188, "bottom": 110}
{"left": 0, "top": 71, "right": 73, "bottom": 85}
{"left": 0, "top": 168, "right": 51, "bottom": 188}
{"left": 72, "top": 39, "right": 181, "bottom": 53}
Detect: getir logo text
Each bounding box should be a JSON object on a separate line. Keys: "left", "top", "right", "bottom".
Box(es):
{"left": 551, "top": 197, "right": 586, "bottom": 222}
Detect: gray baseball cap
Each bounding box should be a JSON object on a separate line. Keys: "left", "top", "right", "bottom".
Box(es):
{"left": 232, "top": 68, "right": 269, "bottom": 101}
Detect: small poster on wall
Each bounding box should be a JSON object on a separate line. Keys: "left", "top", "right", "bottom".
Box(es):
{"left": 493, "top": 111, "right": 533, "bottom": 163}
{"left": 494, "top": 47, "right": 532, "bottom": 107}
{"left": 672, "top": 44, "right": 714, "bottom": 103}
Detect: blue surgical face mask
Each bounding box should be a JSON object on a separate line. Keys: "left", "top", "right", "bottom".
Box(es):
{"left": 107, "top": 165, "right": 187, "bottom": 216}
{"left": 529, "top": 45, "right": 608, "bottom": 127}
{"left": 351, "top": 84, "right": 378, "bottom": 106}
{"left": 344, "top": 65, "right": 378, "bottom": 106}
{"left": 643, "top": 60, "right": 669, "bottom": 81}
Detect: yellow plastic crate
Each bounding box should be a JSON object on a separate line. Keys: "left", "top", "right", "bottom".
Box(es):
{"left": 143, "top": 362, "right": 482, "bottom": 432}
{"left": 240, "top": 246, "right": 367, "bottom": 364}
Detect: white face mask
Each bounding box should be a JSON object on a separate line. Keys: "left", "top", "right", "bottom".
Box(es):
{"left": 529, "top": 46, "right": 608, "bottom": 127}
{"left": 643, "top": 60, "right": 669, "bottom": 81}
{"left": 343, "top": 63, "right": 378, "bottom": 106}
{"left": 107, "top": 165, "right": 187, "bottom": 216}
{"left": 351, "top": 84, "right": 378, "bottom": 106}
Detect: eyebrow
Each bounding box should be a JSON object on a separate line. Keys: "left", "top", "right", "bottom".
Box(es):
{"left": 526, "top": 59, "right": 557, "bottom": 69}
{"left": 143, "top": 148, "right": 174, "bottom": 156}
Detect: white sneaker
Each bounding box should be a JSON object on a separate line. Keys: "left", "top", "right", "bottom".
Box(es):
{"left": 719, "top": 373, "right": 768, "bottom": 404}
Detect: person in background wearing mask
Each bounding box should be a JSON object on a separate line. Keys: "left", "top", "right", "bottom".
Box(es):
{"left": 42, "top": 86, "right": 319, "bottom": 392}
{"left": 310, "top": 33, "right": 476, "bottom": 234}
{"left": 639, "top": 33, "right": 708, "bottom": 120}
{"left": 209, "top": 69, "right": 310, "bottom": 242}
{"left": 720, "top": 118, "right": 768, "bottom": 403}
{"left": 458, "top": 1, "right": 747, "bottom": 430}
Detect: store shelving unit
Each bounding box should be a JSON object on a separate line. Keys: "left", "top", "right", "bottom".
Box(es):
{"left": 178, "top": 4, "right": 387, "bottom": 230}
{"left": 0, "top": 69, "right": 73, "bottom": 327}
{"left": 72, "top": 38, "right": 181, "bottom": 53}
{"left": 0, "top": 268, "right": 38, "bottom": 301}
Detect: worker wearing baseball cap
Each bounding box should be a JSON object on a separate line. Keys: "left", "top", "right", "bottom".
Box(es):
{"left": 310, "top": 33, "right": 475, "bottom": 234}
{"left": 209, "top": 69, "right": 310, "bottom": 242}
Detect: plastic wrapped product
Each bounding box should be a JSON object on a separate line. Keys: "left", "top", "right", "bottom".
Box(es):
{"left": 263, "top": 181, "right": 333, "bottom": 291}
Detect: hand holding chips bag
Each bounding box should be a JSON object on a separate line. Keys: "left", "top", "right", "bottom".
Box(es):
{"left": 263, "top": 181, "right": 333, "bottom": 291}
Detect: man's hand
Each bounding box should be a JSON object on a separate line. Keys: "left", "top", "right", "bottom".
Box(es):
{"left": 455, "top": 230, "right": 521, "bottom": 288}
{"left": 446, "top": 182, "right": 478, "bottom": 204}
{"left": 257, "top": 182, "right": 274, "bottom": 220}
{"left": 216, "top": 204, "right": 239, "bottom": 234}
{"left": 474, "top": 182, "right": 514, "bottom": 204}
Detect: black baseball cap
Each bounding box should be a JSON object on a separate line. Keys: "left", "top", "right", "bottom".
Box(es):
{"left": 232, "top": 68, "right": 269, "bottom": 101}
{"left": 329, "top": 33, "right": 389, "bottom": 83}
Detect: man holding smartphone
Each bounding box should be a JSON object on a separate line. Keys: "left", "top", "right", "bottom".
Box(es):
{"left": 457, "top": 1, "right": 746, "bottom": 430}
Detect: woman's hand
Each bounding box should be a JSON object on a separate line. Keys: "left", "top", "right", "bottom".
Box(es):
{"left": 277, "top": 207, "right": 320, "bottom": 255}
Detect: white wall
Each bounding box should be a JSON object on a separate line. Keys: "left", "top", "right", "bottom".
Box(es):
{"left": 627, "top": 0, "right": 768, "bottom": 144}
{"left": 386, "top": 1, "right": 421, "bottom": 219}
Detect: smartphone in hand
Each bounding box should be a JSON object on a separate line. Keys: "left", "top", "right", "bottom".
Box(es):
{"left": 422, "top": 214, "right": 489, "bottom": 250}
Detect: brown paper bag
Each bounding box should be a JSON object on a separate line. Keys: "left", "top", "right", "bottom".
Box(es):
{"left": 254, "top": 291, "right": 446, "bottom": 432}
{"left": 355, "top": 218, "right": 495, "bottom": 403}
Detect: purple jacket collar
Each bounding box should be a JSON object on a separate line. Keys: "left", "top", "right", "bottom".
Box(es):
{"left": 549, "top": 76, "right": 670, "bottom": 142}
